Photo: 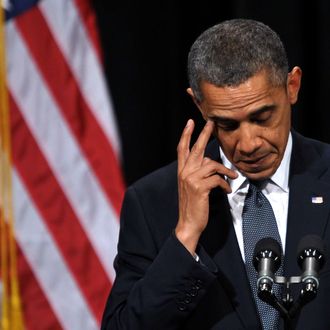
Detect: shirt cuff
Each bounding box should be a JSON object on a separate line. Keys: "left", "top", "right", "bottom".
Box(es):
{"left": 192, "top": 252, "right": 200, "bottom": 263}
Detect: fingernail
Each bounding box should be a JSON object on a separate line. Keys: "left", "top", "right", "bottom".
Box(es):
{"left": 186, "top": 119, "right": 193, "bottom": 127}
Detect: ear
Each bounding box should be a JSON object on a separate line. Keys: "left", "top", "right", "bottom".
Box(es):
{"left": 186, "top": 88, "right": 206, "bottom": 118}
{"left": 287, "top": 66, "right": 302, "bottom": 105}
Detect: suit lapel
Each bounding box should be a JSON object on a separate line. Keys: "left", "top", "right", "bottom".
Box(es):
{"left": 285, "top": 175, "right": 330, "bottom": 274}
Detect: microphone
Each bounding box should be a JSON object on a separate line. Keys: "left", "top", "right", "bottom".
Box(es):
{"left": 253, "top": 237, "right": 282, "bottom": 298}
{"left": 297, "top": 234, "right": 326, "bottom": 300}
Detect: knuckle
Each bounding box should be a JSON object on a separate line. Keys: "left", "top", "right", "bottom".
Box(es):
{"left": 178, "top": 170, "right": 186, "bottom": 181}
{"left": 178, "top": 170, "right": 185, "bottom": 181}
{"left": 191, "top": 144, "right": 202, "bottom": 156}
{"left": 185, "top": 176, "right": 201, "bottom": 192}
{"left": 215, "top": 164, "right": 228, "bottom": 174}
{"left": 188, "top": 179, "right": 201, "bottom": 192}
{"left": 177, "top": 143, "right": 184, "bottom": 153}
{"left": 178, "top": 168, "right": 192, "bottom": 182}
{"left": 205, "top": 162, "right": 218, "bottom": 174}
{"left": 185, "top": 175, "right": 194, "bottom": 186}
{"left": 192, "top": 183, "right": 201, "bottom": 192}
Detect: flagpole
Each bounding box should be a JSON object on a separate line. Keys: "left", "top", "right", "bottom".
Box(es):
{"left": 0, "top": 2, "right": 24, "bottom": 329}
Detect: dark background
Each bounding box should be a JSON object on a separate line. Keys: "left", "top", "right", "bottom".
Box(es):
{"left": 93, "top": 0, "right": 330, "bottom": 186}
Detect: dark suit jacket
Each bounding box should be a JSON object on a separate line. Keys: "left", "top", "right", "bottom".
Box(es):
{"left": 101, "top": 131, "right": 330, "bottom": 330}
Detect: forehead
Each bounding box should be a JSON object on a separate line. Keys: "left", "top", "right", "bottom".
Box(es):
{"left": 199, "top": 72, "right": 285, "bottom": 116}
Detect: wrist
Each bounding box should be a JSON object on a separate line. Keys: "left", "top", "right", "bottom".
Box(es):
{"left": 175, "top": 225, "right": 201, "bottom": 255}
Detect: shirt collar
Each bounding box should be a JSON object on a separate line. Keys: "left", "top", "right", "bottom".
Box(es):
{"left": 219, "top": 132, "right": 292, "bottom": 193}
{"left": 271, "top": 133, "right": 292, "bottom": 192}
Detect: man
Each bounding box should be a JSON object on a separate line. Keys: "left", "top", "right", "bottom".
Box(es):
{"left": 101, "top": 19, "right": 330, "bottom": 329}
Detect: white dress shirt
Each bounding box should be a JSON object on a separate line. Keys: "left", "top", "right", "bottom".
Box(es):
{"left": 220, "top": 133, "right": 292, "bottom": 261}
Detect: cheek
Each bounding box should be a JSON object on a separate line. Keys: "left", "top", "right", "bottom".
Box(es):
{"left": 272, "top": 107, "right": 291, "bottom": 138}
{"left": 261, "top": 130, "right": 289, "bottom": 161}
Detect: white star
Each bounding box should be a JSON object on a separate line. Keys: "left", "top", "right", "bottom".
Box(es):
{"left": 2, "top": 0, "right": 11, "bottom": 10}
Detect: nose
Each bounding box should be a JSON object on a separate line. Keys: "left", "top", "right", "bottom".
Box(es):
{"left": 236, "top": 124, "right": 262, "bottom": 156}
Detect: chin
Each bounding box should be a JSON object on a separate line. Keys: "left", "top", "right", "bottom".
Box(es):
{"left": 237, "top": 156, "right": 280, "bottom": 181}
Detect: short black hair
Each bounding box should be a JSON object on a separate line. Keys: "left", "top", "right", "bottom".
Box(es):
{"left": 187, "top": 19, "right": 289, "bottom": 102}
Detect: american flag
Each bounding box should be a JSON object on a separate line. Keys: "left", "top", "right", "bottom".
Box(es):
{"left": 2, "top": 0, "right": 124, "bottom": 329}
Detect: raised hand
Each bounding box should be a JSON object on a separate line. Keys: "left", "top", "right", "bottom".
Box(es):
{"left": 175, "top": 119, "right": 238, "bottom": 255}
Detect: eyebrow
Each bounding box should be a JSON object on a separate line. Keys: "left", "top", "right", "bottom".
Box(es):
{"left": 208, "top": 104, "right": 276, "bottom": 123}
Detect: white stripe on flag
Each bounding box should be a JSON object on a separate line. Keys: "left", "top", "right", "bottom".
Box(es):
{"left": 40, "top": 0, "right": 121, "bottom": 157}
{"left": 6, "top": 21, "right": 119, "bottom": 280}
{"left": 13, "top": 170, "right": 99, "bottom": 330}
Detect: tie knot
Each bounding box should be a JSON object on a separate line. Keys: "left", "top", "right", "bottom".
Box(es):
{"left": 248, "top": 179, "right": 266, "bottom": 190}
{"left": 246, "top": 180, "right": 268, "bottom": 207}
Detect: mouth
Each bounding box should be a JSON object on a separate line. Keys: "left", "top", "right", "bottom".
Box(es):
{"left": 240, "top": 154, "right": 269, "bottom": 165}
{"left": 237, "top": 153, "right": 273, "bottom": 172}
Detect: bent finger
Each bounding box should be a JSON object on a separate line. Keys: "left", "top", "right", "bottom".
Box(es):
{"left": 203, "top": 174, "right": 232, "bottom": 194}
{"left": 199, "top": 159, "right": 238, "bottom": 180}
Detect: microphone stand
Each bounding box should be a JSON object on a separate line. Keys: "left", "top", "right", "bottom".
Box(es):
{"left": 254, "top": 235, "right": 326, "bottom": 329}
{"left": 258, "top": 275, "right": 318, "bottom": 330}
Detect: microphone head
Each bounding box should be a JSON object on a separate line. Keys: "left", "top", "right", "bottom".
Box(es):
{"left": 297, "top": 234, "right": 326, "bottom": 269}
{"left": 253, "top": 237, "right": 282, "bottom": 272}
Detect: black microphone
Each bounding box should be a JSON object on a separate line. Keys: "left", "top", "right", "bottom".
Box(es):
{"left": 253, "top": 237, "right": 282, "bottom": 297}
{"left": 297, "top": 234, "right": 326, "bottom": 300}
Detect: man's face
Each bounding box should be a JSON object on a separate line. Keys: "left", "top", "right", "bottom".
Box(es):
{"left": 190, "top": 68, "right": 301, "bottom": 181}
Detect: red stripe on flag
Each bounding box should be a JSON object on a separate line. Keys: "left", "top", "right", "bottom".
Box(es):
{"left": 15, "top": 6, "right": 125, "bottom": 216}
{"left": 74, "top": 0, "right": 103, "bottom": 63}
{"left": 10, "top": 94, "right": 112, "bottom": 322}
{"left": 17, "top": 244, "right": 64, "bottom": 330}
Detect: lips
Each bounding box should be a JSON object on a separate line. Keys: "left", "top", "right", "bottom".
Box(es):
{"left": 240, "top": 154, "right": 269, "bottom": 164}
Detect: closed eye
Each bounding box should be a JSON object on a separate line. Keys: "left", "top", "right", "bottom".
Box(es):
{"left": 214, "top": 120, "right": 239, "bottom": 131}
{"left": 208, "top": 104, "right": 276, "bottom": 131}
{"left": 250, "top": 106, "right": 275, "bottom": 125}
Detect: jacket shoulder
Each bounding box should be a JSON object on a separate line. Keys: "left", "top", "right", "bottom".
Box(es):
{"left": 129, "top": 138, "right": 220, "bottom": 194}
{"left": 291, "top": 131, "right": 330, "bottom": 177}
{"left": 132, "top": 160, "right": 178, "bottom": 195}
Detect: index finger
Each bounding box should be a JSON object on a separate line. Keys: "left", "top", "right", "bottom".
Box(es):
{"left": 189, "top": 120, "right": 214, "bottom": 161}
